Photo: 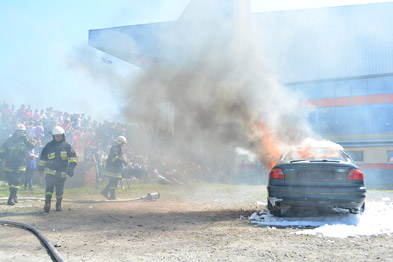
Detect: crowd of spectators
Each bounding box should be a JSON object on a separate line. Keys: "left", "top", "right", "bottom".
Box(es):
{"left": 0, "top": 100, "right": 234, "bottom": 186}
{"left": 0, "top": 101, "right": 124, "bottom": 163}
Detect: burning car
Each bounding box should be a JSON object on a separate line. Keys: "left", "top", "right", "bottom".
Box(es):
{"left": 267, "top": 141, "right": 366, "bottom": 216}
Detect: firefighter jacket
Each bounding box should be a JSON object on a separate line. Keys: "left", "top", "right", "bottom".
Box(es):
{"left": 104, "top": 144, "right": 127, "bottom": 178}
{"left": 38, "top": 137, "right": 77, "bottom": 178}
{"left": 0, "top": 134, "right": 36, "bottom": 172}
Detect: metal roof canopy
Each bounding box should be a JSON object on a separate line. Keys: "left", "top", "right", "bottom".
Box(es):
{"left": 88, "top": 1, "right": 393, "bottom": 82}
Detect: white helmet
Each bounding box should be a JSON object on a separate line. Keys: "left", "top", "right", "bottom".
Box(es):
{"left": 115, "top": 136, "right": 127, "bottom": 145}
{"left": 15, "top": 124, "right": 26, "bottom": 131}
{"left": 51, "top": 126, "right": 65, "bottom": 136}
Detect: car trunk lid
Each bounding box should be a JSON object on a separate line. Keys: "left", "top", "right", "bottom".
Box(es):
{"left": 281, "top": 162, "right": 350, "bottom": 183}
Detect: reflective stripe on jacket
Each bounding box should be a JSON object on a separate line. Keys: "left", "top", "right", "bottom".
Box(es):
{"left": 38, "top": 138, "right": 77, "bottom": 174}
{"left": 0, "top": 134, "right": 35, "bottom": 172}
{"left": 104, "top": 144, "right": 126, "bottom": 176}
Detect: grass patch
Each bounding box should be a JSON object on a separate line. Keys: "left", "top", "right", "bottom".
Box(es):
{"left": 63, "top": 183, "right": 175, "bottom": 199}
{"left": 0, "top": 184, "right": 45, "bottom": 198}
{"left": 0, "top": 181, "right": 267, "bottom": 200}
{"left": 366, "top": 185, "right": 393, "bottom": 191}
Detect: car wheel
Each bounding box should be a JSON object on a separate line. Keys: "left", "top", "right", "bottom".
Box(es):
{"left": 349, "top": 202, "right": 365, "bottom": 214}
{"left": 267, "top": 200, "right": 282, "bottom": 217}
{"left": 359, "top": 202, "right": 365, "bottom": 214}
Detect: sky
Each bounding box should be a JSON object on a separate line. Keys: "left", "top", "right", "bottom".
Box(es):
{"left": 251, "top": 0, "right": 393, "bottom": 12}
{"left": 1, "top": 0, "right": 392, "bottom": 122}
{"left": 0, "top": 0, "right": 189, "bottom": 121}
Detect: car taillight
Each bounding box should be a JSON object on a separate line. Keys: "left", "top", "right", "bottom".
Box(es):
{"left": 348, "top": 169, "right": 364, "bottom": 181}
{"left": 269, "top": 168, "right": 284, "bottom": 179}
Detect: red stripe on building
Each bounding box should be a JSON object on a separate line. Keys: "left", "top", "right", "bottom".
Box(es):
{"left": 319, "top": 98, "right": 335, "bottom": 107}
{"left": 368, "top": 94, "right": 385, "bottom": 104}
{"left": 352, "top": 95, "right": 367, "bottom": 105}
{"left": 304, "top": 99, "right": 319, "bottom": 108}
{"left": 357, "top": 163, "right": 393, "bottom": 169}
{"left": 335, "top": 97, "right": 351, "bottom": 106}
{"left": 305, "top": 93, "right": 393, "bottom": 109}
{"left": 386, "top": 93, "right": 393, "bottom": 103}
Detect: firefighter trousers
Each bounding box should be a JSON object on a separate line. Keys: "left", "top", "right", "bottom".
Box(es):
{"left": 45, "top": 173, "right": 66, "bottom": 202}
{"left": 5, "top": 170, "right": 23, "bottom": 204}
{"left": 102, "top": 176, "right": 120, "bottom": 199}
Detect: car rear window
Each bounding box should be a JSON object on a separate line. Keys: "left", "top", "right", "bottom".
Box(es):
{"left": 282, "top": 147, "right": 351, "bottom": 162}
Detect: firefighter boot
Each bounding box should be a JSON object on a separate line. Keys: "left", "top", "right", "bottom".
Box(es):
{"left": 101, "top": 187, "right": 109, "bottom": 200}
{"left": 109, "top": 189, "right": 116, "bottom": 200}
{"left": 7, "top": 189, "right": 15, "bottom": 206}
{"left": 56, "top": 198, "right": 62, "bottom": 211}
{"left": 44, "top": 195, "right": 51, "bottom": 213}
{"left": 13, "top": 188, "right": 18, "bottom": 203}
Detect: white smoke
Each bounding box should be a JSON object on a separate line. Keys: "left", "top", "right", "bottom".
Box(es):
{"left": 118, "top": 0, "right": 315, "bottom": 169}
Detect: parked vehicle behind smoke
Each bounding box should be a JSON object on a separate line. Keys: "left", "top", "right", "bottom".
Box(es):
{"left": 267, "top": 142, "right": 366, "bottom": 216}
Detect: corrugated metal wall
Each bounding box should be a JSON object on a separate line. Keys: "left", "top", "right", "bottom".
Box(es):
{"left": 89, "top": 2, "right": 393, "bottom": 83}
{"left": 252, "top": 2, "right": 393, "bottom": 83}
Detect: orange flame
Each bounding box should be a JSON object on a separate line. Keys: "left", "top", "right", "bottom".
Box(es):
{"left": 287, "top": 140, "right": 343, "bottom": 160}
{"left": 256, "top": 121, "right": 282, "bottom": 169}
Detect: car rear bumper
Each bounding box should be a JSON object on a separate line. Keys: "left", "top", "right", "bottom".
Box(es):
{"left": 267, "top": 185, "right": 366, "bottom": 210}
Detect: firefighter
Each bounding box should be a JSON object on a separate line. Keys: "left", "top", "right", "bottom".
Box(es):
{"left": 38, "top": 126, "right": 77, "bottom": 213}
{"left": 0, "top": 124, "right": 36, "bottom": 205}
{"left": 101, "top": 136, "right": 128, "bottom": 200}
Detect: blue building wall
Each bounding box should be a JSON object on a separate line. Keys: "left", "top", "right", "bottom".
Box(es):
{"left": 248, "top": 2, "right": 393, "bottom": 138}
{"left": 287, "top": 76, "right": 393, "bottom": 135}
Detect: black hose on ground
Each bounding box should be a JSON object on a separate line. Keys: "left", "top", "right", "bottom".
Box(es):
{"left": 0, "top": 219, "right": 65, "bottom": 262}
{"left": 0, "top": 197, "right": 143, "bottom": 203}
{"left": 0, "top": 192, "right": 160, "bottom": 203}
{"left": 0, "top": 192, "right": 160, "bottom": 261}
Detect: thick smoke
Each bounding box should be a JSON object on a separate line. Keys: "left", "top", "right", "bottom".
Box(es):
{"left": 120, "top": 1, "right": 314, "bottom": 169}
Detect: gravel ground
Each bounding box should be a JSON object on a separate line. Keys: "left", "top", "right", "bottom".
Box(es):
{"left": 0, "top": 184, "right": 392, "bottom": 262}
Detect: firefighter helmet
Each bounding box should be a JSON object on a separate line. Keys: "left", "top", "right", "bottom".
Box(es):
{"left": 15, "top": 124, "right": 26, "bottom": 131}
{"left": 115, "top": 136, "right": 127, "bottom": 145}
{"left": 51, "top": 126, "right": 65, "bottom": 136}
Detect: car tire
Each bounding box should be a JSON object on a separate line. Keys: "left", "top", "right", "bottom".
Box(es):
{"left": 267, "top": 200, "right": 282, "bottom": 217}
{"left": 359, "top": 202, "right": 365, "bottom": 214}
{"left": 349, "top": 202, "right": 365, "bottom": 214}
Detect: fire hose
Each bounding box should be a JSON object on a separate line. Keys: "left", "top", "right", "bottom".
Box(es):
{"left": 0, "top": 191, "right": 161, "bottom": 203}
{"left": 0, "top": 219, "right": 65, "bottom": 262}
{"left": 0, "top": 192, "right": 160, "bottom": 262}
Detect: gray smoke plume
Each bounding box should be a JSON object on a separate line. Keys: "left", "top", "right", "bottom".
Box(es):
{"left": 120, "top": 1, "right": 314, "bottom": 169}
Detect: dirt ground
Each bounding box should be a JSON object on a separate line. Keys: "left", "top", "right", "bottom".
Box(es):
{"left": 0, "top": 184, "right": 392, "bottom": 262}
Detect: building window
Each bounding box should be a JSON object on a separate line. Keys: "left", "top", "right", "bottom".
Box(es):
{"left": 388, "top": 151, "right": 393, "bottom": 162}
{"left": 318, "top": 82, "right": 335, "bottom": 98}
{"left": 369, "top": 104, "right": 393, "bottom": 133}
{"left": 334, "top": 79, "right": 351, "bottom": 97}
{"left": 292, "top": 83, "right": 320, "bottom": 99}
{"left": 307, "top": 110, "right": 319, "bottom": 133}
{"left": 383, "top": 76, "right": 393, "bottom": 93}
{"left": 335, "top": 80, "right": 351, "bottom": 97}
{"left": 350, "top": 79, "right": 367, "bottom": 96}
{"left": 335, "top": 106, "right": 368, "bottom": 134}
{"left": 348, "top": 151, "right": 364, "bottom": 162}
{"left": 319, "top": 107, "right": 335, "bottom": 134}
{"left": 367, "top": 77, "right": 385, "bottom": 95}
